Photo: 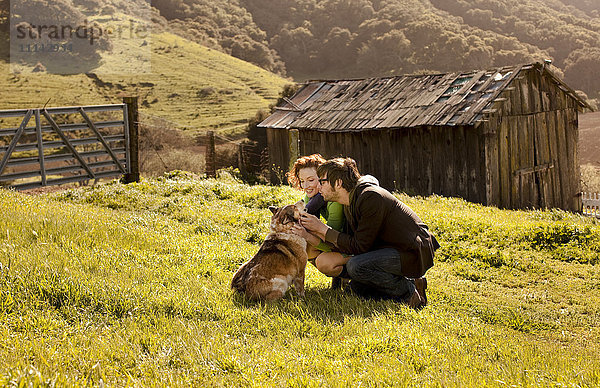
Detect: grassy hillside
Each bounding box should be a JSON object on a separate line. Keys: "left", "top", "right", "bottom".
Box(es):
{"left": 580, "top": 112, "right": 600, "bottom": 167}
{"left": 1, "top": 174, "right": 599, "bottom": 386}
{"left": 1, "top": 23, "right": 290, "bottom": 135}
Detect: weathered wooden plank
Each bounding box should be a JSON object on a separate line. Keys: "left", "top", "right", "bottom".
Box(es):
{"left": 388, "top": 130, "right": 397, "bottom": 190}
{"left": 507, "top": 77, "right": 522, "bottom": 116}
{"left": 454, "top": 126, "right": 468, "bottom": 199}
{"left": 343, "top": 132, "right": 354, "bottom": 160}
{"left": 508, "top": 116, "right": 521, "bottom": 209}
{"left": 383, "top": 131, "right": 395, "bottom": 190}
{"left": 465, "top": 124, "right": 481, "bottom": 203}
{"left": 442, "top": 127, "right": 455, "bottom": 197}
{"left": 408, "top": 127, "right": 419, "bottom": 194}
{"left": 529, "top": 72, "right": 542, "bottom": 113}
{"left": 535, "top": 113, "right": 553, "bottom": 208}
{"left": 554, "top": 111, "right": 570, "bottom": 210}
{"left": 566, "top": 109, "right": 581, "bottom": 211}
{"left": 422, "top": 126, "right": 434, "bottom": 195}
{"left": 543, "top": 112, "right": 558, "bottom": 208}
{"left": 498, "top": 118, "right": 511, "bottom": 208}
{"left": 376, "top": 131, "right": 389, "bottom": 188}
{"left": 431, "top": 126, "right": 445, "bottom": 197}
{"left": 415, "top": 127, "right": 428, "bottom": 195}
{"left": 539, "top": 73, "right": 551, "bottom": 112}
{"left": 354, "top": 132, "right": 365, "bottom": 176}
{"left": 401, "top": 129, "right": 412, "bottom": 193}
{"left": 298, "top": 130, "right": 308, "bottom": 156}
{"left": 481, "top": 118, "right": 499, "bottom": 206}
{"left": 521, "top": 115, "right": 535, "bottom": 208}
{"left": 546, "top": 111, "right": 561, "bottom": 208}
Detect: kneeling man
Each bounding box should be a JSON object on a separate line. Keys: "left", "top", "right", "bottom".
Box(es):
{"left": 297, "top": 157, "right": 439, "bottom": 309}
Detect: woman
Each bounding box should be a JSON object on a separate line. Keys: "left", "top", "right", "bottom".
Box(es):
{"left": 287, "top": 154, "right": 349, "bottom": 288}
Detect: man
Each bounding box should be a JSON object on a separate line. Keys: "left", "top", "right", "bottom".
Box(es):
{"left": 297, "top": 157, "right": 439, "bottom": 309}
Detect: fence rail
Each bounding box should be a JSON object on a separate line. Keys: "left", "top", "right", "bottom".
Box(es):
{"left": 582, "top": 192, "right": 600, "bottom": 218}
{"left": 0, "top": 98, "right": 139, "bottom": 190}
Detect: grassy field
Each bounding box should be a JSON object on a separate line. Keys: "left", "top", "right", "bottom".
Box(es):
{"left": 1, "top": 172, "right": 599, "bottom": 386}
{"left": 1, "top": 14, "right": 290, "bottom": 136}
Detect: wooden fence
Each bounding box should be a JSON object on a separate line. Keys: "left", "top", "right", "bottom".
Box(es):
{"left": 0, "top": 97, "right": 139, "bottom": 190}
{"left": 582, "top": 192, "right": 600, "bottom": 218}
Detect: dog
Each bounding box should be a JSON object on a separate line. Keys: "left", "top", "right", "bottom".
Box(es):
{"left": 231, "top": 201, "right": 308, "bottom": 301}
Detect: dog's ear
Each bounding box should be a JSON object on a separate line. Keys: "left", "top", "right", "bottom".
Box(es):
{"left": 268, "top": 206, "right": 278, "bottom": 214}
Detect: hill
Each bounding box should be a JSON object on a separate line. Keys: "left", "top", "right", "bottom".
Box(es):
{"left": 1, "top": 174, "right": 599, "bottom": 386}
{"left": 579, "top": 112, "right": 600, "bottom": 167}
{"left": 0, "top": 15, "right": 290, "bottom": 136}
{"left": 150, "top": 0, "right": 600, "bottom": 101}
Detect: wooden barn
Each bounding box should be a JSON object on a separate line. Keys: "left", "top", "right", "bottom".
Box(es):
{"left": 258, "top": 62, "right": 591, "bottom": 211}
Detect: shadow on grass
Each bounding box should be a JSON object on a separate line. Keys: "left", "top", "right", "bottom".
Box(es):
{"left": 231, "top": 286, "right": 412, "bottom": 324}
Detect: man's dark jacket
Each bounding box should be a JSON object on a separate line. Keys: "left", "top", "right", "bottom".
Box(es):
{"left": 324, "top": 177, "right": 439, "bottom": 278}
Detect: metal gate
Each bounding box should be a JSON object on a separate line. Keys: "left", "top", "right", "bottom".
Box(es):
{"left": 0, "top": 102, "right": 136, "bottom": 190}
{"left": 582, "top": 192, "right": 600, "bottom": 218}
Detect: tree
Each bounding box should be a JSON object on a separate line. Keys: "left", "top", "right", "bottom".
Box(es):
{"left": 564, "top": 47, "right": 600, "bottom": 98}
{"left": 356, "top": 29, "right": 411, "bottom": 76}
{"left": 319, "top": 27, "right": 354, "bottom": 71}
{"left": 243, "top": 84, "right": 299, "bottom": 182}
{"left": 271, "top": 25, "right": 317, "bottom": 74}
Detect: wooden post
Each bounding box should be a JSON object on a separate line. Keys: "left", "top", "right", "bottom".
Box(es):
{"left": 123, "top": 97, "right": 140, "bottom": 183}
{"left": 237, "top": 143, "right": 247, "bottom": 178}
{"left": 206, "top": 131, "right": 216, "bottom": 178}
{"left": 288, "top": 128, "right": 299, "bottom": 173}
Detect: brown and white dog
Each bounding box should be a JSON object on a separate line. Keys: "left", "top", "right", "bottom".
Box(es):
{"left": 231, "top": 201, "right": 308, "bottom": 301}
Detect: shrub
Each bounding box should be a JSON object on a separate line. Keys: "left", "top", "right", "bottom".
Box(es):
{"left": 529, "top": 223, "right": 596, "bottom": 250}
{"left": 581, "top": 164, "right": 600, "bottom": 193}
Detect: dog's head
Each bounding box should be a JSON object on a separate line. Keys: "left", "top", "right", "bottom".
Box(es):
{"left": 268, "top": 201, "right": 305, "bottom": 233}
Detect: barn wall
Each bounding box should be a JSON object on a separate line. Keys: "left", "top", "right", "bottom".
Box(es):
{"left": 270, "top": 69, "right": 582, "bottom": 211}
{"left": 299, "top": 126, "right": 487, "bottom": 203}
{"left": 266, "top": 127, "right": 291, "bottom": 183}
{"left": 486, "top": 68, "right": 582, "bottom": 211}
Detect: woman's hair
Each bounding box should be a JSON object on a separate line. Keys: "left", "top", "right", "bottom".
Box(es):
{"left": 317, "top": 157, "right": 361, "bottom": 192}
{"left": 287, "top": 154, "right": 326, "bottom": 189}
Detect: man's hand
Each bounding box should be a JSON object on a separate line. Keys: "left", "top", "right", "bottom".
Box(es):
{"left": 291, "top": 224, "right": 321, "bottom": 246}
{"left": 300, "top": 212, "right": 329, "bottom": 240}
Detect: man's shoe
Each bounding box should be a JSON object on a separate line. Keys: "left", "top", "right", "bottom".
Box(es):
{"left": 405, "top": 289, "right": 425, "bottom": 310}
{"left": 331, "top": 276, "right": 342, "bottom": 289}
{"left": 412, "top": 277, "right": 427, "bottom": 306}
{"left": 332, "top": 274, "right": 351, "bottom": 290}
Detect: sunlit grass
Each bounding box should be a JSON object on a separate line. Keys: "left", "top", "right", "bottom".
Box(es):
{"left": 1, "top": 173, "right": 599, "bottom": 386}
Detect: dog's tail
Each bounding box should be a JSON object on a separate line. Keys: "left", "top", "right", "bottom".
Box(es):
{"left": 231, "top": 261, "right": 251, "bottom": 293}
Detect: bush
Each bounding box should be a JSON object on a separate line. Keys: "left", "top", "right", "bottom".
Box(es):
{"left": 139, "top": 118, "right": 205, "bottom": 177}
{"left": 581, "top": 164, "right": 600, "bottom": 193}
{"left": 529, "top": 223, "right": 597, "bottom": 250}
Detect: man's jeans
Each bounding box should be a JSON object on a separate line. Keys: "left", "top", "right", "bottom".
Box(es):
{"left": 346, "top": 247, "right": 416, "bottom": 300}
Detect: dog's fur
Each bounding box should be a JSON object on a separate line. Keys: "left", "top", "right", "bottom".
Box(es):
{"left": 231, "top": 201, "right": 308, "bottom": 301}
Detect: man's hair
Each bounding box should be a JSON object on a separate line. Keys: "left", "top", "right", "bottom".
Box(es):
{"left": 317, "top": 157, "right": 361, "bottom": 192}
{"left": 286, "top": 153, "right": 326, "bottom": 189}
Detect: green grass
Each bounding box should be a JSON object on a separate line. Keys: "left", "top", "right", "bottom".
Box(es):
{"left": 0, "top": 14, "right": 290, "bottom": 135}
{"left": 1, "top": 173, "right": 600, "bottom": 386}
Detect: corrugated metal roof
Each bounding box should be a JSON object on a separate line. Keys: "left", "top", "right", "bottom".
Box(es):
{"left": 258, "top": 62, "right": 589, "bottom": 131}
